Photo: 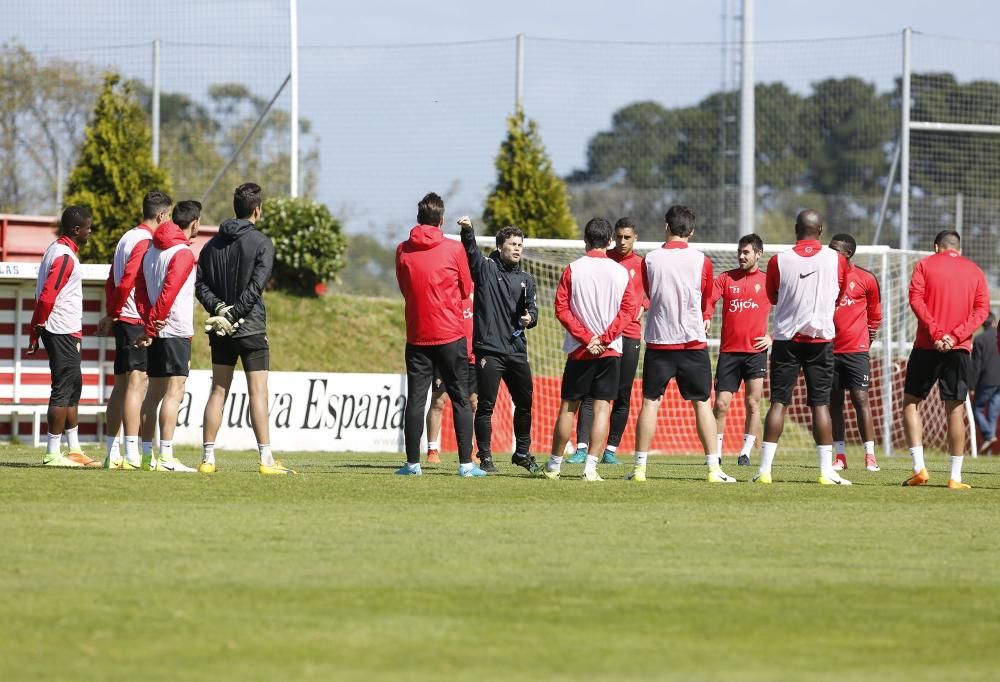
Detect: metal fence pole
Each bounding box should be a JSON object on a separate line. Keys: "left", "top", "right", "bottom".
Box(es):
{"left": 880, "top": 250, "right": 893, "bottom": 456}
{"left": 289, "top": 0, "right": 299, "bottom": 197}
{"left": 739, "top": 0, "right": 755, "bottom": 235}
{"left": 152, "top": 39, "right": 161, "bottom": 166}
{"left": 900, "top": 28, "right": 912, "bottom": 251}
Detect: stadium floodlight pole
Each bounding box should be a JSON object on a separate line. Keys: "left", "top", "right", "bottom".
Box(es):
{"left": 515, "top": 33, "right": 525, "bottom": 111}
{"left": 900, "top": 27, "right": 912, "bottom": 251}
{"left": 739, "top": 0, "right": 755, "bottom": 237}
{"left": 152, "top": 39, "right": 161, "bottom": 167}
{"left": 200, "top": 74, "right": 292, "bottom": 205}
{"left": 289, "top": 0, "right": 299, "bottom": 197}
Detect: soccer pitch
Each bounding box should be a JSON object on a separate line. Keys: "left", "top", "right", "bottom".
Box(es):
{"left": 2, "top": 447, "right": 999, "bottom": 681}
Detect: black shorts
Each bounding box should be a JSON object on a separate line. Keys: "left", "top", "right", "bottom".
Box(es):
{"left": 434, "top": 363, "right": 477, "bottom": 396}
{"left": 148, "top": 337, "right": 192, "bottom": 378}
{"left": 769, "top": 340, "right": 834, "bottom": 406}
{"left": 642, "top": 348, "right": 712, "bottom": 402}
{"left": 833, "top": 352, "right": 871, "bottom": 392}
{"left": 209, "top": 333, "right": 270, "bottom": 372}
{"left": 40, "top": 330, "right": 82, "bottom": 406}
{"left": 904, "top": 348, "right": 971, "bottom": 401}
{"left": 113, "top": 321, "right": 147, "bottom": 374}
{"left": 562, "top": 357, "right": 620, "bottom": 401}
{"left": 715, "top": 351, "right": 768, "bottom": 394}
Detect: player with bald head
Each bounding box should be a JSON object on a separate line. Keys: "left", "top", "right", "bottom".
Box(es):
{"left": 753, "top": 209, "right": 850, "bottom": 485}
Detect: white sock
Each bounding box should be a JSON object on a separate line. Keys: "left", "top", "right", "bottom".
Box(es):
{"left": 834, "top": 440, "right": 846, "bottom": 455}
{"left": 584, "top": 455, "right": 598, "bottom": 474}
{"left": 740, "top": 434, "right": 756, "bottom": 456}
{"left": 818, "top": 444, "right": 834, "bottom": 474}
{"left": 605, "top": 444, "right": 617, "bottom": 453}
{"left": 706, "top": 452, "right": 719, "bottom": 468}
{"left": 760, "top": 442, "right": 777, "bottom": 475}
{"left": 124, "top": 436, "right": 140, "bottom": 463}
{"left": 159, "top": 440, "right": 173, "bottom": 460}
{"left": 950, "top": 456, "right": 964, "bottom": 483}
{"left": 909, "top": 446, "right": 925, "bottom": 473}
{"left": 142, "top": 441, "right": 153, "bottom": 457}
{"left": 106, "top": 435, "right": 121, "bottom": 460}
{"left": 408, "top": 461, "right": 422, "bottom": 472}
{"left": 427, "top": 440, "right": 440, "bottom": 451}
{"left": 863, "top": 441, "right": 875, "bottom": 456}
{"left": 715, "top": 433, "right": 724, "bottom": 458}
{"left": 65, "top": 426, "right": 80, "bottom": 450}
{"left": 459, "top": 461, "right": 473, "bottom": 473}
{"left": 576, "top": 441, "right": 588, "bottom": 452}
{"left": 202, "top": 442, "right": 215, "bottom": 465}
{"left": 46, "top": 432, "right": 61, "bottom": 456}
{"left": 547, "top": 455, "right": 563, "bottom": 472}
{"left": 259, "top": 443, "right": 274, "bottom": 466}
{"left": 635, "top": 451, "right": 648, "bottom": 468}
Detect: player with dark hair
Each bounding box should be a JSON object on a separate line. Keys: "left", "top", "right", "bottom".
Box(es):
{"left": 753, "top": 209, "right": 849, "bottom": 485}
{"left": 630, "top": 205, "right": 731, "bottom": 483}
{"left": 827, "top": 233, "right": 883, "bottom": 473}
{"left": 196, "top": 182, "right": 294, "bottom": 474}
{"left": 902, "top": 230, "right": 989, "bottom": 489}
{"left": 395, "top": 192, "right": 484, "bottom": 477}
{"left": 134, "top": 200, "right": 202, "bottom": 472}
{"left": 569, "top": 217, "right": 646, "bottom": 466}
{"left": 546, "top": 218, "right": 637, "bottom": 481}
{"left": 97, "top": 190, "right": 173, "bottom": 469}
{"left": 704, "top": 233, "right": 771, "bottom": 468}
{"left": 459, "top": 217, "right": 539, "bottom": 474}
{"left": 29, "top": 205, "right": 97, "bottom": 467}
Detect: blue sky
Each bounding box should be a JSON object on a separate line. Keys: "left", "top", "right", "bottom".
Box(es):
{"left": 7, "top": 1, "right": 1000, "bottom": 234}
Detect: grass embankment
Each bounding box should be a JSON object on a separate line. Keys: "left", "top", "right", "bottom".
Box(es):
{"left": 2, "top": 447, "right": 999, "bottom": 681}
{"left": 190, "top": 291, "right": 406, "bottom": 373}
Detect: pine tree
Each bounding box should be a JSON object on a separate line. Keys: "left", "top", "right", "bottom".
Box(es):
{"left": 65, "top": 73, "right": 172, "bottom": 262}
{"left": 483, "top": 108, "right": 577, "bottom": 239}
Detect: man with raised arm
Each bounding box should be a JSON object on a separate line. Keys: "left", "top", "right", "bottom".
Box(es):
{"left": 827, "top": 233, "right": 883, "bottom": 473}
{"left": 458, "top": 216, "right": 539, "bottom": 474}
{"left": 752, "top": 209, "right": 849, "bottom": 486}
{"left": 902, "top": 230, "right": 989, "bottom": 490}
{"left": 545, "top": 217, "right": 637, "bottom": 482}
{"left": 704, "top": 233, "right": 771, "bottom": 468}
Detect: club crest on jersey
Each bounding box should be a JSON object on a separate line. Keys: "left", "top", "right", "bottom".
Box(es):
{"left": 805, "top": 246, "right": 814, "bottom": 253}
{"left": 849, "top": 281, "right": 856, "bottom": 290}
{"left": 754, "top": 283, "right": 761, "bottom": 293}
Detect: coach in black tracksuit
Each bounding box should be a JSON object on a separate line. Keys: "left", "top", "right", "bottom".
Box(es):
{"left": 459, "top": 217, "right": 538, "bottom": 474}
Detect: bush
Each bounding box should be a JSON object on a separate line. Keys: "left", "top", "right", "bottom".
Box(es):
{"left": 257, "top": 197, "right": 347, "bottom": 295}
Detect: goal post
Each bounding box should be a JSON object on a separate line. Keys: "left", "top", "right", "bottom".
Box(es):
{"left": 442, "top": 234, "right": 971, "bottom": 460}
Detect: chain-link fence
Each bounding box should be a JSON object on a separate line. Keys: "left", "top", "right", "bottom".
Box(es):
{"left": 3, "top": 8, "right": 1000, "bottom": 291}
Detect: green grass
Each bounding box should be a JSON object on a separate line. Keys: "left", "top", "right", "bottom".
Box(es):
{"left": 3, "top": 445, "right": 1000, "bottom": 681}
{"left": 190, "top": 291, "right": 406, "bottom": 372}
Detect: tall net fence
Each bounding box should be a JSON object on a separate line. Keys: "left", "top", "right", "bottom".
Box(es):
{"left": 1, "top": 0, "right": 291, "bottom": 225}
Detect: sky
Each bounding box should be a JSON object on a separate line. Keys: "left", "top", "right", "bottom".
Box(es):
{"left": 7, "top": 1, "right": 1000, "bottom": 236}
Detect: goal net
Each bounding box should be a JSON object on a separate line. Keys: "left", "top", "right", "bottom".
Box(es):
{"left": 437, "top": 236, "right": 969, "bottom": 460}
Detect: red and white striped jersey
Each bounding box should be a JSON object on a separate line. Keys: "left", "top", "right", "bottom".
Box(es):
{"left": 30, "top": 236, "right": 83, "bottom": 345}
{"left": 641, "top": 241, "right": 713, "bottom": 349}
{"left": 136, "top": 222, "right": 196, "bottom": 338}
{"left": 766, "top": 240, "right": 847, "bottom": 342}
{"left": 104, "top": 223, "right": 155, "bottom": 324}
{"left": 555, "top": 250, "right": 635, "bottom": 360}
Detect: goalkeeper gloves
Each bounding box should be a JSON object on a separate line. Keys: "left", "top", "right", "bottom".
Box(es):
{"left": 204, "top": 315, "right": 244, "bottom": 336}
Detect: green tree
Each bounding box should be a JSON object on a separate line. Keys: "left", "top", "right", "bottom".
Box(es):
{"left": 65, "top": 73, "right": 171, "bottom": 262}
{"left": 483, "top": 108, "right": 577, "bottom": 239}
{"left": 257, "top": 196, "right": 347, "bottom": 295}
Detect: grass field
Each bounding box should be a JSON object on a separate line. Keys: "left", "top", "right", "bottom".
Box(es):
{"left": 3, "top": 445, "right": 1000, "bottom": 681}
